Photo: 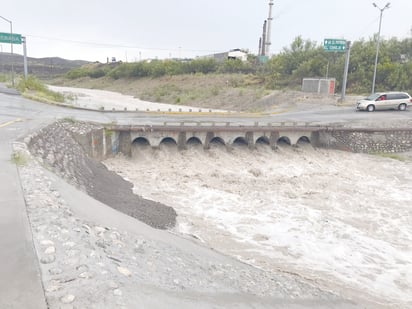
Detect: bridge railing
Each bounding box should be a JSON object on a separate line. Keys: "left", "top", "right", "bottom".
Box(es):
{"left": 160, "top": 121, "right": 324, "bottom": 128}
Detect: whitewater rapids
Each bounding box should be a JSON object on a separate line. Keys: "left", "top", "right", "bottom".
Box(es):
{"left": 104, "top": 144, "right": 412, "bottom": 306}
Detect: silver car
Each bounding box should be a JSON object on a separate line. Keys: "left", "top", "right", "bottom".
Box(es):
{"left": 356, "top": 92, "right": 411, "bottom": 112}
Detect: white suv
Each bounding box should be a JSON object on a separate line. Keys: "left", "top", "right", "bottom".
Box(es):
{"left": 356, "top": 92, "right": 411, "bottom": 112}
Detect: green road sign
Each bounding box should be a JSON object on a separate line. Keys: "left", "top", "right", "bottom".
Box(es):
{"left": 324, "top": 38, "right": 346, "bottom": 52}
{"left": 0, "top": 32, "right": 22, "bottom": 44}
{"left": 258, "top": 55, "right": 269, "bottom": 64}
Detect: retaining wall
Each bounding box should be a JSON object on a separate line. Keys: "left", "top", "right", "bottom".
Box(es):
{"left": 315, "top": 129, "right": 412, "bottom": 153}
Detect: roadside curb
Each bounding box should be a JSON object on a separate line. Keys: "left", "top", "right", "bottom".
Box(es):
{"left": 21, "top": 92, "right": 273, "bottom": 118}
{"left": 0, "top": 87, "right": 21, "bottom": 96}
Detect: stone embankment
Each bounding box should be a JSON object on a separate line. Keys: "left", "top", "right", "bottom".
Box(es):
{"left": 317, "top": 128, "right": 412, "bottom": 153}
{"left": 26, "top": 120, "right": 176, "bottom": 230}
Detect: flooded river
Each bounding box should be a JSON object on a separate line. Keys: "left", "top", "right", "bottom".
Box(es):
{"left": 104, "top": 145, "right": 412, "bottom": 306}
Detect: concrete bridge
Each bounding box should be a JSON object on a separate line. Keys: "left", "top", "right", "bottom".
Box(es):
{"left": 109, "top": 122, "right": 321, "bottom": 155}
{"left": 74, "top": 121, "right": 412, "bottom": 159}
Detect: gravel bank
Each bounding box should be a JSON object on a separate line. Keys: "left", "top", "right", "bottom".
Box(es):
{"left": 26, "top": 120, "right": 176, "bottom": 230}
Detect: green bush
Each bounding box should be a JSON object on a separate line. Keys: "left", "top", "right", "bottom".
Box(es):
{"left": 0, "top": 73, "right": 8, "bottom": 83}
{"left": 17, "top": 75, "right": 47, "bottom": 92}
{"left": 65, "top": 67, "right": 90, "bottom": 79}
{"left": 63, "top": 36, "right": 412, "bottom": 94}
{"left": 11, "top": 151, "right": 28, "bottom": 166}
{"left": 17, "top": 76, "right": 65, "bottom": 103}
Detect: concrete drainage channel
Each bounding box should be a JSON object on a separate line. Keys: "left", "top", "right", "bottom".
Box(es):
{"left": 23, "top": 120, "right": 412, "bottom": 221}
{"left": 14, "top": 119, "right": 412, "bottom": 308}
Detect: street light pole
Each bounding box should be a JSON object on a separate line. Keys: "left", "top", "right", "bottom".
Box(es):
{"left": 0, "top": 15, "right": 14, "bottom": 87}
{"left": 371, "top": 2, "right": 390, "bottom": 94}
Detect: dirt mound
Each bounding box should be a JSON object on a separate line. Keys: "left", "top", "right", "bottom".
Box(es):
{"left": 26, "top": 120, "right": 176, "bottom": 229}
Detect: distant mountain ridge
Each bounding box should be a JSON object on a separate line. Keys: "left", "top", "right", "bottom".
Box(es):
{"left": 0, "top": 52, "right": 89, "bottom": 78}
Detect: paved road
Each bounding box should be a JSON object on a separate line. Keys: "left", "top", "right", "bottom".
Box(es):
{"left": 0, "top": 110, "right": 48, "bottom": 307}
{"left": 1, "top": 84, "right": 412, "bottom": 126}
{"left": 0, "top": 89, "right": 411, "bottom": 308}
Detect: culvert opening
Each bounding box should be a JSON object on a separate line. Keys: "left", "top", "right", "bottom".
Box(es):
{"left": 209, "top": 137, "right": 225, "bottom": 149}
{"left": 233, "top": 137, "right": 248, "bottom": 148}
{"left": 186, "top": 137, "right": 203, "bottom": 149}
{"left": 159, "top": 137, "right": 178, "bottom": 150}
{"left": 256, "top": 136, "right": 270, "bottom": 146}
{"left": 297, "top": 136, "right": 311, "bottom": 146}
{"left": 132, "top": 137, "right": 152, "bottom": 157}
{"left": 132, "top": 137, "right": 150, "bottom": 148}
{"left": 277, "top": 137, "right": 291, "bottom": 147}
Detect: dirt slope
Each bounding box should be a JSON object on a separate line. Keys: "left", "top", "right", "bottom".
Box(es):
{"left": 51, "top": 74, "right": 356, "bottom": 112}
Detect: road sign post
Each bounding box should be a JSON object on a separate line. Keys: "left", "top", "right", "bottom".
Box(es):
{"left": 323, "top": 38, "right": 351, "bottom": 101}
{"left": 0, "top": 31, "right": 26, "bottom": 82}
{"left": 341, "top": 41, "right": 352, "bottom": 101}
{"left": 324, "top": 39, "right": 346, "bottom": 52}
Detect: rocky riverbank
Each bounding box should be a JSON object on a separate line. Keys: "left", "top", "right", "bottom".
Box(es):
{"left": 25, "top": 120, "right": 176, "bottom": 230}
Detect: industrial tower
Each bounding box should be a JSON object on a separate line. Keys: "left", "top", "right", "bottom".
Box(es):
{"left": 259, "top": 0, "right": 274, "bottom": 57}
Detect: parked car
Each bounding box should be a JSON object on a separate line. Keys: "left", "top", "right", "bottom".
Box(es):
{"left": 356, "top": 92, "right": 411, "bottom": 112}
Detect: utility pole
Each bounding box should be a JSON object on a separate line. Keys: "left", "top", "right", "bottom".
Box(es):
{"left": 22, "top": 36, "right": 28, "bottom": 79}
{"left": 341, "top": 41, "right": 351, "bottom": 101}
{"left": 261, "top": 20, "right": 267, "bottom": 56}
{"left": 265, "top": 0, "right": 274, "bottom": 56}
{"left": 371, "top": 2, "right": 390, "bottom": 94}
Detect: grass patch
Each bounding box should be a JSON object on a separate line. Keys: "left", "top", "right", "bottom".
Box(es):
{"left": 11, "top": 151, "right": 29, "bottom": 166}
{"left": 0, "top": 73, "right": 9, "bottom": 83}
{"left": 62, "top": 116, "right": 76, "bottom": 123}
{"left": 372, "top": 152, "right": 406, "bottom": 161}
{"left": 17, "top": 76, "right": 65, "bottom": 103}
{"left": 105, "top": 129, "right": 114, "bottom": 137}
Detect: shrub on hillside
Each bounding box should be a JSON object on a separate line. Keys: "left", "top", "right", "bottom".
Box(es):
{"left": 65, "top": 67, "right": 90, "bottom": 79}
{"left": 63, "top": 36, "right": 412, "bottom": 94}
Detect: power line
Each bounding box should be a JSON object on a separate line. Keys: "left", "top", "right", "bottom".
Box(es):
{"left": 24, "top": 34, "right": 221, "bottom": 54}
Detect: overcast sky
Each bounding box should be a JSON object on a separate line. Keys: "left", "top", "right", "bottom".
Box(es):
{"left": 1, "top": 0, "right": 411, "bottom": 62}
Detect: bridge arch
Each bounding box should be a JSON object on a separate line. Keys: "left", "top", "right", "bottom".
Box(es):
{"left": 256, "top": 136, "right": 270, "bottom": 145}
{"left": 209, "top": 136, "right": 225, "bottom": 147}
{"left": 297, "top": 136, "right": 311, "bottom": 145}
{"left": 186, "top": 137, "right": 203, "bottom": 147}
{"left": 131, "top": 137, "right": 151, "bottom": 157}
{"left": 132, "top": 137, "right": 150, "bottom": 147}
{"left": 159, "top": 137, "right": 178, "bottom": 148}
{"left": 277, "top": 136, "right": 291, "bottom": 146}
{"left": 233, "top": 137, "right": 248, "bottom": 147}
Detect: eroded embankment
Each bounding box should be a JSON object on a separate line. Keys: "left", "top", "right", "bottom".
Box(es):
{"left": 26, "top": 120, "right": 176, "bottom": 229}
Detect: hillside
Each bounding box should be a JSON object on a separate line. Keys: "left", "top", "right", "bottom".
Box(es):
{"left": 50, "top": 74, "right": 344, "bottom": 113}
{"left": 0, "top": 52, "right": 89, "bottom": 78}
{"left": 0, "top": 54, "right": 347, "bottom": 113}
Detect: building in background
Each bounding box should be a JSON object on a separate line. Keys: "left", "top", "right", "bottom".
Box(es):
{"left": 202, "top": 49, "right": 249, "bottom": 62}
{"left": 302, "top": 78, "right": 336, "bottom": 95}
